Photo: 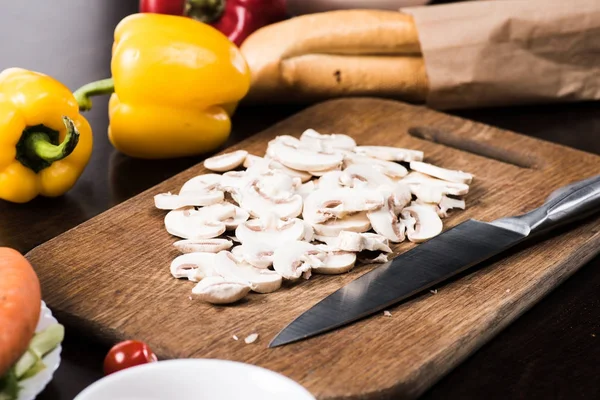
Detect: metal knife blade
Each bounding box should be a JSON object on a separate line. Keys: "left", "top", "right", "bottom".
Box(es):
{"left": 269, "top": 174, "right": 600, "bottom": 348}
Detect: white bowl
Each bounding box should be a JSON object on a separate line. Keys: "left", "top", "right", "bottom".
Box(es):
{"left": 18, "top": 301, "right": 62, "bottom": 400}
{"left": 74, "top": 359, "right": 315, "bottom": 400}
{"left": 285, "top": 0, "right": 431, "bottom": 15}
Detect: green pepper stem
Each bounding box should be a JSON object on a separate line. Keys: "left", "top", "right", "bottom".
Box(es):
{"left": 186, "top": 0, "right": 226, "bottom": 22}
{"left": 16, "top": 116, "right": 80, "bottom": 173}
{"left": 73, "top": 77, "right": 114, "bottom": 111}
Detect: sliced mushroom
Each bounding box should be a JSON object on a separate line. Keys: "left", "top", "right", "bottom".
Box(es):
{"left": 401, "top": 204, "right": 443, "bottom": 243}
{"left": 243, "top": 154, "right": 263, "bottom": 168}
{"left": 303, "top": 220, "right": 315, "bottom": 242}
{"left": 213, "top": 251, "right": 282, "bottom": 294}
{"left": 170, "top": 252, "right": 217, "bottom": 281}
{"left": 173, "top": 239, "right": 233, "bottom": 254}
{"left": 231, "top": 244, "right": 274, "bottom": 269}
{"left": 299, "top": 129, "right": 357, "bottom": 151}
{"left": 164, "top": 204, "right": 235, "bottom": 239}
{"left": 303, "top": 188, "right": 383, "bottom": 224}
{"left": 315, "top": 231, "right": 392, "bottom": 253}
{"left": 297, "top": 180, "right": 315, "bottom": 200}
{"left": 367, "top": 190, "right": 406, "bottom": 243}
{"left": 410, "top": 161, "right": 473, "bottom": 184}
{"left": 239, "top": 178, "right": 303, "bottom": 219}
{"left": 154, "top": 191, "right": 224, "bottom": 210}
{"left": 438, "top": 196, "right": 466, "bottom": 218}
{"left": 191, "top": 276, "right": 250, "bottom": 304}
{"left": 267, "top": 136, "right": 343, "bottom": 172}
{"left": 354, "top": 146, "right": 424, "bottom": 162}
{"left": 204, "top": 150, "right": 248, "bottom": 172}
{"left": 156, "top": 174, "right": 224, "bottom": 210}
{"left": 223, "top": 206, "right": 250, "bottom": 230}
{"left": 343, "top": 153, "right": 408, "bottom": 178}
{"left": 316, "top": 171, "right": 345, "bottom": 190}
{"left": 179, "top": 174, "right": 222, "bottom": 194}
{"left": 236, "top": 213, "right": 306, "bottom": 245}
{"left": 339, "top": 232, "right": 392, "bottom": 253}
{"left": 251, "top": 157, "right": 312, "bottom": 183}
{"left": 220, "top": 171, "right": 248, "bottom": 201}
{"left": 272, "top": 241, "right": 326, "bottom": 280}
{"left": 402, "top": 172, "right": 469, "bottom": 203}
{"left": 312, "top": 212, "right": 371, "bottom": 237}
{"left": 392, "top": 183, "right": 412, "bottom": 213}
{"left": 307, "top": 167, "right": 342, "bottom": 177}
{"left": 358, "top": 253, "right": 389, "bottom": 264}
{"left": 339, "top": 164, "right": 394, "bottom": 188}
{"left": 312, "top": 249, "right": 357, "bottom": 275}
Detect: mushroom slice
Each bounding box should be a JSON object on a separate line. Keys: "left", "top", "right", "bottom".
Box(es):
{"left": 235, "top": 214, "right": 306, "bottom": 246}
{"left": 402, "top": 172, "right": 470, "bottom": 203}
{"left": 339, "top": 232, "right": 392, "bottom": 253}
{"left": 223, "top": 206, "right": 250, "bottom": 230}
{"left": 204, "top": 150, "right": 248, "bottom": 172}
{"left": 299, "top": 129, "right": 357, "bottom": 151}
{"left": 164, "top": 204, "right": 235, "bottom": 239}
{"left": 401, "top": 204, "right": 443, "bottom": 243}
{"left": 303, "top": 220, "right": 315, "bottom": 242}
{"left": 243, "top": 154, "right": 263, "bottom": 168}
{"left": 231, "top": 244, "right": 274, "bottom": 269}
{"left": 339, "top": 164, "right": 394, "bottom": 188}
{"left": 213, "top": 251, "right": 282, "bottom": 294}
{"left": 367, "top": 190, "right": 406, "bottom": 243}
{"left": 297, "top": 180, "right": 315, "bottom": 200}
{"left": 358, "top": 253, "right": 389, "bottom": 264}
{"left": 354, "top": 146, "right": 424, "bottom": 162}
{"left": 303, "top": 188, "right": 384, "bottom": 224}
{"left": 312, "top": 250, "right": 357, "bottom": 275}
{"left": 220, "top": 171, "right": 249, "bottom": 199}
{"left": 307, "top": 165, "right": 342, "bottom": 177}
{"left": 173, "top": 239, "right": 233, "bottom": 254}
{"left": 438, "top": 196, "right": 466, "bottom": 218}
{"left": 191, "top": 276, "right": 250, "bottom": 304}
{"left": 170, "top": 252, "right": 217, "bottom": 281}
{"left": 410, "top": 161, "right": 473, "bottom": 184}
{"left": 315, "top": 231, "right": 392, "bottom": 253}
{"left": 154, "top": 191, "right": 224, "bottom": 210}
{"left": 344, "top": 153, "right": 408, "bottom": 178}
{"left": 267, "top": 136, "right": 343, "bottom": 172}
{"left": 179, "top": 174, "right": 222, "bottom": 194}
{"left": 239, "top": 179, "right": 303, "bottom": 219}
{"left": 312, "top": 212, "right": 371, "bottom": 237}
{"left": 272, "top": 241, "right": 326, "bottom": 280}
{"left": 316, "top": 171, "right": 345, "bottom": 190}
{"left": 253, "top": 157, "right": 313, "bottom": 183}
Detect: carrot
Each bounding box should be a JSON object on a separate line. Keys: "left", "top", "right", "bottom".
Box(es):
{"left": 0, "top": 248, "right": 41, "bottom": 376}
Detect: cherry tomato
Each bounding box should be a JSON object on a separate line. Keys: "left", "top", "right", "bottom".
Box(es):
{"left": 103, "top": 340, "right": 158, "bottom": 375}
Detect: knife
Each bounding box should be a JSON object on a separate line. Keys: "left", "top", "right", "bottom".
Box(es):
{"left": 270, "top": 174, "right": 600, "bottom": 347}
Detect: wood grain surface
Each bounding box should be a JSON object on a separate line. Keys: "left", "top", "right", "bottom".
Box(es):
{"left": 26, "top": 98, "right": 600, "bottom": 400}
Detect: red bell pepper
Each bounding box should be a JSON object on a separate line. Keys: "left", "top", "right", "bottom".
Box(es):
{"left": 139, "top": 0, "right": 186, "bottom": 15}
{"left": 139, "top": 0, "right": 287, "bottom": 47}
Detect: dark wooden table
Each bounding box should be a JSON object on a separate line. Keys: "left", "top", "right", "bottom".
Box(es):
{"left": 1, "top": 1, "right": 598, "bottom": 399}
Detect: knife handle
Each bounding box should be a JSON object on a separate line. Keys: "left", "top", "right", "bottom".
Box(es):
{"left": 514, "top": 174, "right": 600, "bottom": 235}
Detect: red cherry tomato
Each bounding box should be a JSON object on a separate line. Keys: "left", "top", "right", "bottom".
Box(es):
{"left": 103, "top": 340, "right": 158, "bottom": 375}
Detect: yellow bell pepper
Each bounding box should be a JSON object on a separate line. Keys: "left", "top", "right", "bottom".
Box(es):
{"left": 74, "top": 13, "right": 251, "bottom": 159}
{"left": 0, "top": 68, "right": 93, "bottom": 203}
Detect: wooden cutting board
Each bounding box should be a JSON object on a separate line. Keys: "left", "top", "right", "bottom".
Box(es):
{"left": 27, "top": 98, "right": 600, "bottom": 400}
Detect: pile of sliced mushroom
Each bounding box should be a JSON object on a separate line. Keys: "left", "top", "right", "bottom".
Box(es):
{"left": 154, "top": 129, "right": 474, "bottom": 304}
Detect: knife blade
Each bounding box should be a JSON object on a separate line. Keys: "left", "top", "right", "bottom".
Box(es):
{"left": 270, "top": 174, "right": 600, "bottom": 348}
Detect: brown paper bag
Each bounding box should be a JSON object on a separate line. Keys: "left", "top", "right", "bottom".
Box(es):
{"left": 404, "top": 0, "right": 600, "bottom": 109}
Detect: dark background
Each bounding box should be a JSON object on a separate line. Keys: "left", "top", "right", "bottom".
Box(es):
{"left": 0, "top": 1, "right": 598, "bottom": 399}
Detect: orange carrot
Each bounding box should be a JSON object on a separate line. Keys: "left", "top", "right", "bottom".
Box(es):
{"left": 0, "top": 248, "right": 41, "bottom": 376}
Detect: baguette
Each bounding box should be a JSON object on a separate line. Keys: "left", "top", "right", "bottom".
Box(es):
{"left": 240, "top": 10, "right": 429, "bottom": 103}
